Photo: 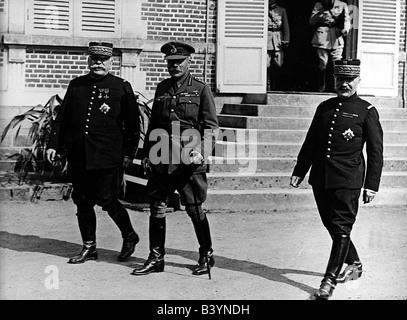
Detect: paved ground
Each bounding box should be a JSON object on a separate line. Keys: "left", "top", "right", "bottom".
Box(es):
{"left": 0, "top": 200, "right": 406, "bottom": 304}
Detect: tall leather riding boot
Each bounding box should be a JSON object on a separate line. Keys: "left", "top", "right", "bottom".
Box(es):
{"left": 68, "top": 240, "right": 98, "bottom": 264}
{"left": 317, "top": 69, "right": 326, "bottom": 92}
{"left": 337, "top": 240, "right": 363, "bottom": 283}
{"left": 190, "top": 215, "right": 215, "bottom": 275}
{"left": 107, "top": 201, "right": 139, "bottom": 261}
{"left": 131, "top": 216, "right": 166, "bottom": 275}
{"left": 76, "top": 205, "right": 97, "bottom": 243}
{"left": 345, "top": 240, "right": 360, "bottom": 265}
{"left": 315, "top": 234, "right": 350, "bottom": 300}
{"left": 69, "top": 205, "right": 98, "bottom": 263}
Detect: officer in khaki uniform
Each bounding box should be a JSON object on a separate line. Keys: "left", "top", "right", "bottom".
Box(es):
{"left": 290, "top": 59, "right": 383, "bottom": 299}
{"left": 309, "top": 0, "right": 350, "bottom": 92}
{"left": 132, "top": 41, "right": 219, "bottom": 276}
{"left": 267, "top": 0, "right": 290, "bottom": 91}
{"left": 47, "top": 42, "right": 141, "bottom": 264}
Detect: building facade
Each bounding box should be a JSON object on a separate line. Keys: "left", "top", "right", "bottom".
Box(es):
{"left": 0, "top": 0, "right": 405, "bottom": 110}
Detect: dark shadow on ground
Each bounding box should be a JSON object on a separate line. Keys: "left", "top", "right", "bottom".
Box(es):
{"left": 0, "top": 231, "right": 321, "bottom": 297}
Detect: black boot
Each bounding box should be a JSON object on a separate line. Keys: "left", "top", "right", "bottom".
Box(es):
{"left": 314, "top": 234, "right": 350, "bottom": 300}
{"left": 337, "top": 240, "right": 363, "bottom": 283}
{"left": 131, "top": 216, "right": 166, "bottom": 275}
{"left": 190, "top": 214, "right": 215, "bottom": 275}
{"left": 68, "top": 241, "right": 98, "bottom": 264}
{"left": 117, "top": 231, "right": 140, "bottom": 262}
{"left": 192, "top": 250, "right": 215, "bottom": 275}
{"left": 107, "top": 201, "right": 139, "bottom": 261}
{"left": 315, "top": 278, "right": 336, "bottom": 300}
{"left": 337, "top": 261, "right": 363, "bottom": 283}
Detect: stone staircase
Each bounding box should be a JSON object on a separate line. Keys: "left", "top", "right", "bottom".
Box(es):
{"left": 205, "top": 93, "right": 407, "bottom": 211}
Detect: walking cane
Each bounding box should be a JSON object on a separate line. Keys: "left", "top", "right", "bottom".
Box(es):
{"left": 190, "top": 175, "right": 212, "bottom": 280}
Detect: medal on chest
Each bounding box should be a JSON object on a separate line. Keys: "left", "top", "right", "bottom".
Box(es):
{"left": 98, "top": 88, "right": 109, "bottom": 99}
{"left": 97, "top": 88, "right": 110, "bottom": 114}
{"left": 342, "top": 128, "right": 355, "bottom": 141}
{"left": 100, "top": 103, "right": 110, "bottom": 114}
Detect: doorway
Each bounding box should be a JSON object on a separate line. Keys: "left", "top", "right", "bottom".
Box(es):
{"left": 271, "top": 0, "right": 357, "bottom": 93}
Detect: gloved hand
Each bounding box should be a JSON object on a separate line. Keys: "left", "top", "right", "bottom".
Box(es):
{"left": 363, "top": 189, "right": 376, "bottom": 204}
{"left": 141, "top": 157, "right": 151, "bottom": 173}
{"left": 290, "top": 176, "right": 303, "bottom": 188}
{"left": 189, "top": 150, "right": 204, "bottom": 165}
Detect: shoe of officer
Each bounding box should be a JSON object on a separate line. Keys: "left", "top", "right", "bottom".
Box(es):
{"left": 68, "top": 241, "right": 98, "bottom": 264}
{"left": 117, "top": 231, "right": 139, "bottom": 262}
{"left": 337, "top": 261, "right": 363, "bottom": 283}
{"left": 314, "top": 278, "right": 336, "bottom": 300}
{"left": 131, "top": 249, "right": 165, "bottom": 276}
{"left": 192, "top": 250, "right": 215, "bottom": 275}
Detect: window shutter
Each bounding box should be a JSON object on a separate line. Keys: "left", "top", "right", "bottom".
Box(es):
{"left": 216, "top": 0, "right": 267, "bottom": 93}
{"left": 31, "top": 0, "right": 72, "bottom": 35}
{"left": 357, "top": 0, "right": 400, "bottom": 96}
{"left": 77, "top": 0, "right": 121, "bottom": 37}
{"left": 360, "top": 0, "right": 398, "bottom": 45}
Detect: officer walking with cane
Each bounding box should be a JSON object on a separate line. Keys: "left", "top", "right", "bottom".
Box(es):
{"left": 131, "top": 41, "right": 219, "bottom": 277}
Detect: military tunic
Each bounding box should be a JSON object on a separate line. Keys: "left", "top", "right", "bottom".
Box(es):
{"left": 48, "top": 73, "right": 140, "bottom": 170}
{"left": 144, "top": 72, "right": 219, "bottom": 176}
{"left": 47, "top": 72, "right": 140, "bottom": 243}
{"left": 293, "top": 93, "right": 383, "bottom": 237}
{"left": 309, "top": 0, "right": 350, "bottom": 50}
{"left": 267, "top": 4, "right": 290, "bottom": 51}
{"left": 293, "top": 94, "right": 383, "bottom": 191}
{"left": 144, "top": 72, "right": 219, "bottom": 205}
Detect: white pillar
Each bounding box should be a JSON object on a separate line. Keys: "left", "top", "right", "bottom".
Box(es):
{"left": 8, "top": 46, "right": 25, "bottom": 92}
{"left": 121, "top": 50, "right": 145, "bottom": 94}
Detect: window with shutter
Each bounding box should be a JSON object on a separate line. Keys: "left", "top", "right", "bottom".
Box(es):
{"left": 77, "top": 0, "right": 121, "bottom": 37}
{"left": 28, "top": 0, "right": 121, "bottom": 38}
{"left": 360, "top": 0, "right": 398, "bottom": 45}
{"left": 30, "top": 0, "right": 73, "bottom": 36}
{"left": 216, "top": 0, "right": 267, "bottom": 93}
{"left": 357, "top": 0, "right": 400, "bottom": 96}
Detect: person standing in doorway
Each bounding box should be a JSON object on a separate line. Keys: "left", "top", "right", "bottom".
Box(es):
{"left": 131, "top": 41, "right": 219, "bottom": 277}
{"left": 267, "top": 0, "right": 290, "bottom": 91}
{"left": 46, "top": 42, "right": 141, "bottom": 264}
{"left": 290, "top": 59, "right": 383, "bottom": 300}
{"left": 309, "top": 0, "right": 350, "bottom": 92}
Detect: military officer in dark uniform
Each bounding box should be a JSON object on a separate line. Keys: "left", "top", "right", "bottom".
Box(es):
{"left": 131, "top": 41, "right": 219, "bottom": 276}
{"left": 290, "top": 59, "right": 383, "bottom": 299}
{"left": 46, "top": 42, "right": 141, "bottom": 264}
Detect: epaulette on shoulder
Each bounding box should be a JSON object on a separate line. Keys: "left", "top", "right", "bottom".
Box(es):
{"left": 367, "top": 105, "right": 375, "bottom": 110}
{"left": 193, "top": 76, "right": 206, "bottom": 85}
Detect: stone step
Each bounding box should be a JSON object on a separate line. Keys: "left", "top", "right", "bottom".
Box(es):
{"left": 221, "top": 104, "right": 407, "bottom": 119}
{"left": 208, "top": 157, "right": 407, "bottom": 173}
{"left": 243, "top": 93, "right": 399, "bottom": 108}
{"left": 206, "top": 171, "right": 407, "bottom": 190}
{"left": 219, "top": 128, "right": 407, "bottom": 144}
{"left": 0, "top": 160, "right": 18, "bottom": 172}
{"left": 213, "top": 141, "right": 407, "bottom": 158}
{"left": 204, "top": 187, "right": 407, "bottom": 211}
{"left": 218, "top": 115, "right": 407, "bottom": 131}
